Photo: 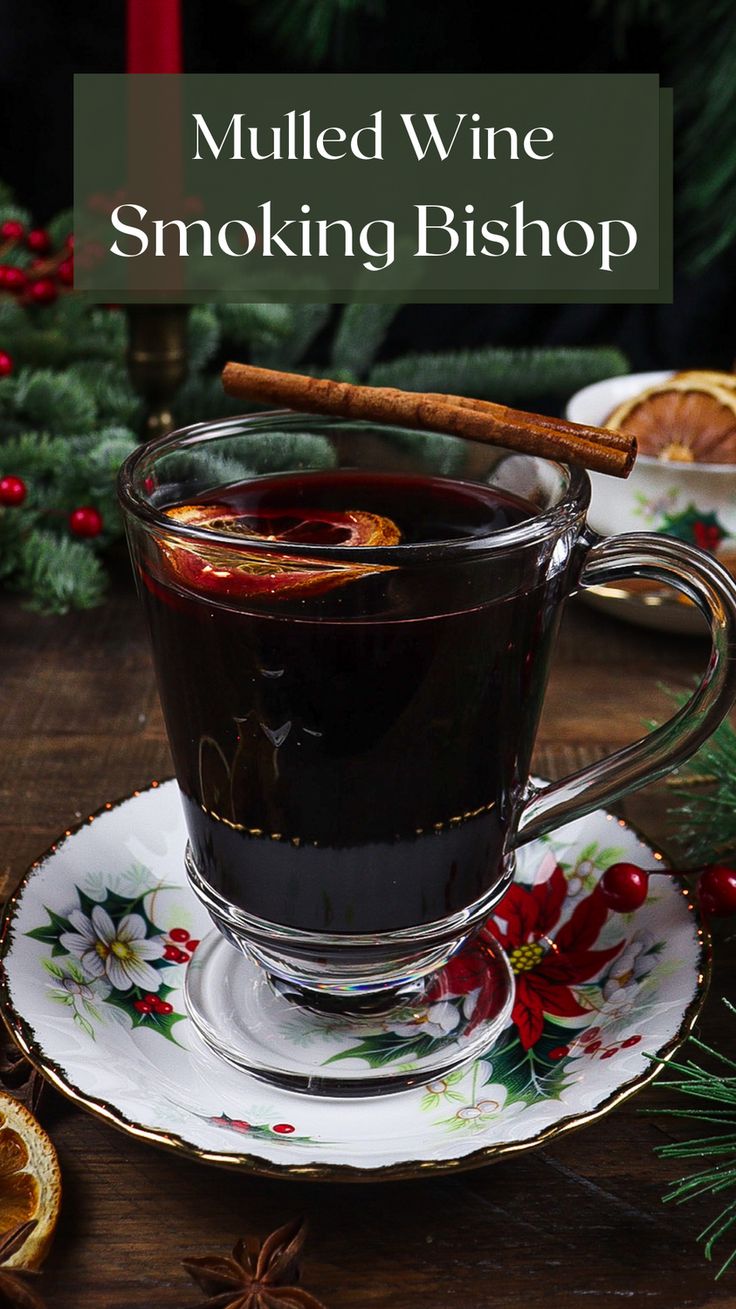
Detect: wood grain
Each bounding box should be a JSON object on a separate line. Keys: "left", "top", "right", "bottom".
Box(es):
{"left": 1, "top": 586, "right": 732, "bottom": 1308}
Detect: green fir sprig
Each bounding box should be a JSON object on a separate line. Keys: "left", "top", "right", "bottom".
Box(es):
{"left": 654, "top": 691, "right": 736, "bottom": 864}
{"left": 651, "top": 1003, "right": 736, "bottom": 1278}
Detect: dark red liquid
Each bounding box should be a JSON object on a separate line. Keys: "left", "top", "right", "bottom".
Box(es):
{"left": 138, "top": 470, "right": 565, "bottom": 933}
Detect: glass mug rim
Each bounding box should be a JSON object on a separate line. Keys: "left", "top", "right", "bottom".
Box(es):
{"left": 118, "top": 409, "right": 591, "bottom": 565}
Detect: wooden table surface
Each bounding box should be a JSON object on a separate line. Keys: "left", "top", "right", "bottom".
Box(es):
{"left": 1, "top": 585, "right": 734, "bottom": 1308}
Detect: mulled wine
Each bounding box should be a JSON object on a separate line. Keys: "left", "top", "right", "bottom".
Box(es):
{"left": 137, "top": 468, "right": 564, "bottom": 935}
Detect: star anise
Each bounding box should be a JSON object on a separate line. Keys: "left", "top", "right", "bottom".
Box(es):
{"left": 0, "top": 1036, "right": 43, "bottom": 1114}
{"left": 183, "top": 1217, "right": 327, "bottom": 1309}
{"left": 0, "top": 1221, "right": 46, "bottom": 1309}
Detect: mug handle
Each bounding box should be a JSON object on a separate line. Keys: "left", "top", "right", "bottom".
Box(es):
{"left": 514, "top": 531, "right": 736, "bottom": 847}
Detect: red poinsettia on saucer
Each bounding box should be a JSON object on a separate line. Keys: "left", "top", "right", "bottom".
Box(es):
{"left": 487, "top": 865, "right": 625, "bottom": 1050}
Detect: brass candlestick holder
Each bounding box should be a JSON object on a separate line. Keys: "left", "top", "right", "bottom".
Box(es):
{"left": 126, "top": 304, "right": 190, "bottom": 441}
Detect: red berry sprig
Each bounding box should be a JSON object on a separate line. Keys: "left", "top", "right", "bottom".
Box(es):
{"left": 162, "top": 927, "right": 200, "bottom": 965}
{"left": 0, "top": 266, "right": 27, "bottom": 294}
{"left": 0, "top": 475, "right": 26, "bottom": 506}
{"left": 596, "top": 858, "right": 736, "bottom": 920}
{"left": 26, "top": 228, "right": 50, "bottom": 255}
{"left": 28, "top": 277, "right": 58, "bottom": 306}
{"left": 0, "top": 223, "right": 74, "bottom": 303}
{"left": 133, "top": 992, "right": 174, "bottom": 1017}
{"left": 56, "top": 258, "right": 74, "bottom": 287}
{"left": 697, "top": 864, "right": 736, "bottom": 917}
{"left": 69, "top": 506, "right": 103, "bottom": 538}
{"left": 0, "top": 220, "right": 24, "bottom": 241}
{"left": 0, "top": 351, "right": 13, "bottom": 377}
{"left": 598, "top": 862, "right": 649, "bottom": 913}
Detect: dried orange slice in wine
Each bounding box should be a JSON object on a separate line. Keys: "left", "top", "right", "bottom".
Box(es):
{"left": 0, "top": 1092, "right": 61, "bottom": 1270}
{"left": 158, "top": 501, "right": 401, "bottom": 598}
{"left": 605, "top": 378, "right": 736, "bottom": 463}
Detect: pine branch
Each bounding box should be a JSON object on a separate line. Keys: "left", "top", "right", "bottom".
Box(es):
{"left": 369, "top": 346, "right": 629, "bottom": 406}
{"left": 45, "top": 209, "right": 73, "bottom": 248}
{"left": 651, "top": 689, "right": 736, "bottom": 864}
{"left": 330, "top": 304, "right": 399, "bottom": 378}
{"left": 217, "top": 303, "right": 294, "bottom": 352}
{"left": 14, "top": 530, "right": 107, "bottom": 614}
{"left": 652, "top": 1000, "right": 736, "bottom": 1277}
{"left": 65, "top": 361, "right": 141, "bottom": 427}
{"left": 251, "top": 304, "right": 331, "bottom": 367}
{"left": 13, "top": 368, "right": 97, "bottom": 434}
{"left": 188, "top": 305, "right": 221, "bottom": 373}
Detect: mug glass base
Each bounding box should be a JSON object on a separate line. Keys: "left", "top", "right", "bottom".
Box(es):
{"left": 184, "top": 930, "right": 515, "bottom": 1097}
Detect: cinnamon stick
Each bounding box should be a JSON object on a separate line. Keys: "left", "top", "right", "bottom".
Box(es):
{"left": 221, "top": 363, "right": 636, "bottom": 478}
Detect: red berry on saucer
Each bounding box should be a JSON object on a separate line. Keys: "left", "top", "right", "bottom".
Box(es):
{"left": 698, "top": 864, "right": 736, "bottom": 916}
{"left": 599, "top": 863, "right": 649, "bottom": 912}
{"left": 169, "top": 927, "right": 189, "bottom": 942}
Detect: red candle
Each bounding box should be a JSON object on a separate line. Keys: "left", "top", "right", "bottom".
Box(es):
{"left": 127, "top": 0, "right": 182, "bottom": 74}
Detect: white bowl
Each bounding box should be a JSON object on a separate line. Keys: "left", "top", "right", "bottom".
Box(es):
{"left": 566, "top": 371, "right": 736, "bottom": 635}
{"left": 566, "top": 371, "right": 736, "bottom": 545}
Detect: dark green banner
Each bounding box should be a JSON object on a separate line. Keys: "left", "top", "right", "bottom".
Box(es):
{"left": 74, "top": 73, "right": 671, "bottom": 303}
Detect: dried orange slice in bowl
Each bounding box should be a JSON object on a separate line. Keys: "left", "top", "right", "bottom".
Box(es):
{"left": 0, "top": 1091, "right": 60, "bottom": 1269}
{"left": 606, "top": 377, "right": 736, "bottom": 463}
{"left": 157, "top": 502, "right": 401, "bottom": 600}
{"left": 672, "top": 369, "right": 736, "bottom": 391}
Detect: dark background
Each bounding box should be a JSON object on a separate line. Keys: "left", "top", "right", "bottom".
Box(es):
{"left": 1, "top": 0, "right": 733, "bottom": 372}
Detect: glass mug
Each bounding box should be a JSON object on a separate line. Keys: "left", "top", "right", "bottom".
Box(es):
{"left": 119, "top": 414, "right": 736, "bottom": 1094}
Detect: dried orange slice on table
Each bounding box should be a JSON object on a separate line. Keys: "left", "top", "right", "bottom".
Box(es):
{"left": 158, "top": 502, "right": 401, "bottom": 599}
{"left": 606, "top": 375, "right": 736, "bottom": 463}
{"left": 0, "top": 1091, "right": 60, "bottom": 1269}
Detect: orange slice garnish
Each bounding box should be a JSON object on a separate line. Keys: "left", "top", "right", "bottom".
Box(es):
{"left": 605, "top": 378, "right": 736, "bottom": 463}
{"left": 0, "top": 1092, "right": 61, "bottom": 1269}
{"left": 157, "top": 502, "right": 401, "bottom": 599}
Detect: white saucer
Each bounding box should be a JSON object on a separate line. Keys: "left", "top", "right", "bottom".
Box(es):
{"left": 0, "top": 780, "right": 708, "bottom": 1180}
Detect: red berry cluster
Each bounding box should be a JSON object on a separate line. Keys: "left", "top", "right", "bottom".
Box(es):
{"left": 598, "top": 859, "right": 736, "bottom": 920}
{"left": 163, "top": 926, "right": 200, "bottom": 965}
{"left": 133, "top": 992, "right": 174, "bottom": 1017}
{"left": 549, "top": 1029, "right": 643, "bottom": 1064}
{"left": 0, "top": 222, "right": 74, "bottom": 304}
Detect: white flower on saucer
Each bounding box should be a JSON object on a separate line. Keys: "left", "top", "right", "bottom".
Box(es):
{"left": 60, "top": 906, "right": 165, "bottom": 992}
{"left": 389, "top": 1001, "right": 461, "bottom": 1040}
{"left": 597, "top": 982, "right": 639, "bottom": 1024}
{"left": 602, "top": 933, "right": 654, "bottom": 1001}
